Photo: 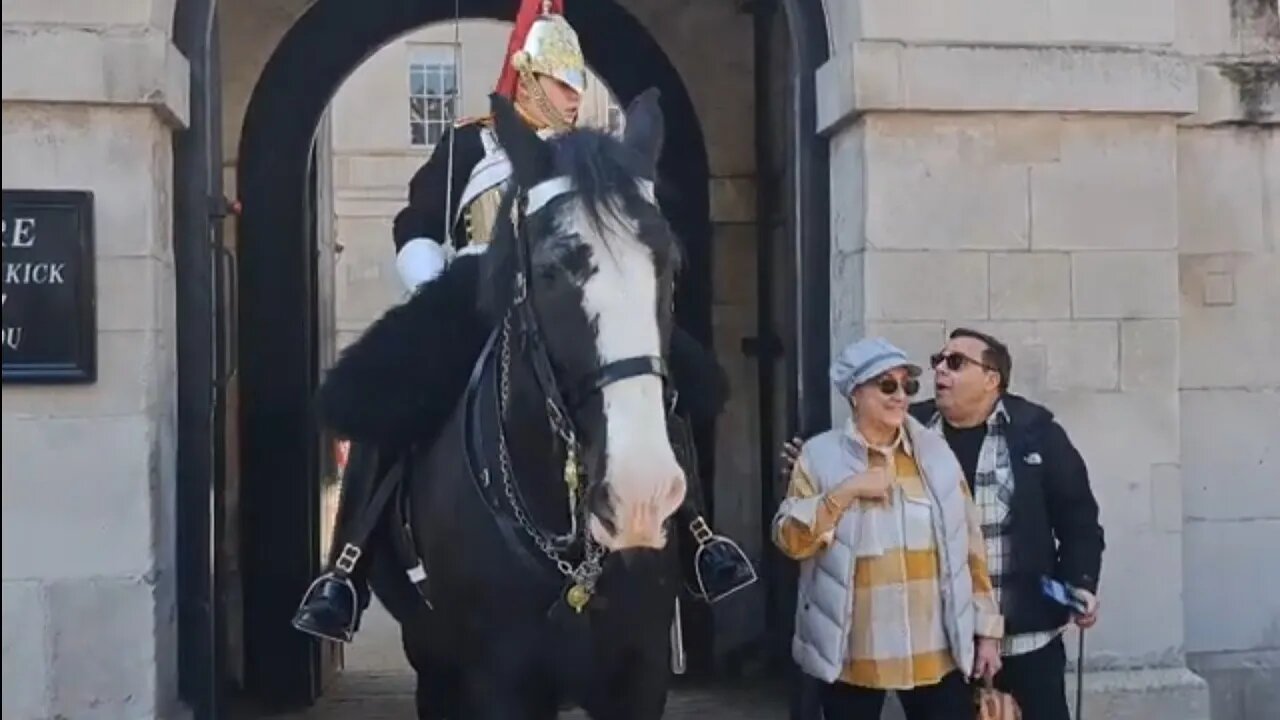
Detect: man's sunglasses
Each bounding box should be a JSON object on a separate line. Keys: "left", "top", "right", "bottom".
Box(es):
{"left": 873, "top": 375, "right": 920, "bottom": 397}
{"left": 930, "top": 352, "right": 998, "bottom": 373}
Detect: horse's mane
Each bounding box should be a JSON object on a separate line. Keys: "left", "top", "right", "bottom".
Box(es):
{"left": 478, "top": 128, "right": 679, "bottom": 320}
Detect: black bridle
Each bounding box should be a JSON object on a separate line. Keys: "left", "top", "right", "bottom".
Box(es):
{"left": 508, "top": 175, "right": 675, "bottom": 439}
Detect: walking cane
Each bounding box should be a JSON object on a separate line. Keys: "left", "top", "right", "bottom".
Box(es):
{"left": 1075, "top": 627, "right": 1085, "bottom": 720}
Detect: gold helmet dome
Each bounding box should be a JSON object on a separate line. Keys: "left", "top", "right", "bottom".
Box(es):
{"left": 494, "top": 0, "right": 587, "bottom": 99}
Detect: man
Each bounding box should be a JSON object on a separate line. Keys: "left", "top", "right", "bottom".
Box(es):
{"left": 910, "top": 328, "right": 1104, "bottom": 720}
{"left": 780, "top": 328, "right": 1104, "bottom": 718}
{"left": 292, "top": 0, "right": 755, "bottom": 644}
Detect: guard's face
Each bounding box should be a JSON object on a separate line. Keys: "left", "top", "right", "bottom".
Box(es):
{"left": 536, "top": 74, "right": 581, "bottom": 124}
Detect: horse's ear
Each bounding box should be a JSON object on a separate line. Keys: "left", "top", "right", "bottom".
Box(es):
{"left": 490, "top": 92, "right": 552, "bottom": 187}
{"left": 623, "top": 88, "right": 664, "bottom": 172}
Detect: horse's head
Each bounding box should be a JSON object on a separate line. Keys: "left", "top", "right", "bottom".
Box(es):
{"left": 483, "top": 88, "right": 686, "bottom": 552}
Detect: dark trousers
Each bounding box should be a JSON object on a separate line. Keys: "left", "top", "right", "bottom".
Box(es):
{"left": 995, "top": 636, "right": 1071, "bottom": 720}
{"left": 820, "top": 670, "right": 973, "bottom": 720}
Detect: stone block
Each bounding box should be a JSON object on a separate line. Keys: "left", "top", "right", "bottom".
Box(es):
{"left": 0, "top": 331, "right": 167, "bottom": 418}
{"left": 1190, "top": 651, "right": 1280, "bottom": 720}
{"left": 856, "top": 0, "right": 1052, "bottom": 44}
{"left": 1087, "top": 528, "right": 1187, "bottom": 661}
{"left": 1047, "top": 0, "right": 1177, "bottom": 45}
{"left": 830, "top": 250, "right": 865, "bottom": 343}
{"left": 0, "top": 0, "right": 171, "bottom": 29}
{"left": 1, "top": 415, "right": 156, "bottom": 580}
{"left": 896, "top": 44, "right": 1196, "bottom": 114}
{"left": 1178, "top": 128, "right": 1267, "bottom": 254}
{"left": 989, "top": 252, "right": 1071, "bottom": 320}
{"left": 1149, "top": 462, "right": 1183, "bottom": 533}
{"left": 47, "top": 577, "right": 158, "bottom": 719}
{"left": 1, "top": 26, "right": 189, "bottom": 126}
{"left": 337, "top": 153, "right": 423, "bottom": 193}
{"left": 1072, "top": 251, "right": 1180, "bottom": 319}
{"left": 818, "top": 43, "right": 1197, "bottom": 131}
{"left": 2, "top": 580, "right": 50, "bottom": 720}
{"left": 829, "top": 123, "right": 867, "bottom": 254}
{"left": 2, "top": 105, "right": 173, "bottom": 259}
{"left": 1031, "top": 119, "right": 1178, "bottom": 251}
{"left": 1044, "top": 389, "right": 1180, "bottom": 470}
{"left": 1187, "top": 63, "right": 1280, "bottom": 126}
{"left": 96, "top": 257, "right": 167, "bottom": 332}
{"left": 1180, "top": 389, "right": 1280, "bottom": 522}
{"left": 993, "top": 115, "right": 1064, "bottom": 164}
{"left": 1179, "top": 253, "right": 1280, "bottom": 389}
{"left": 1266, "top": 129, "right": 1280, "bottom": 240}
{"left": 335, "top": 217, "right": 400, "bottom": 329}
{"left": 1064, "top": 668, "right": 1210, "bottom": 720}
{"left": 864, "top": 251, "right": 988, "bottom": 321}
{"left": 709, "top": 176, "right": 756, "bottom": 224}
{"left": 1121, "top": 319, "right": 1179, "bottom": 391}
{"left": 1174, "top": 0, "right": 1235, "bottom": 55}
{"left": 864, "top": 117, "right": 1030, "bottom": 251}
{"left": 1184, "top": 518, "right": 1280, "bottom": 653}
{"left": 949, "top": 320, "right": 1120, "bottom": 391}
{"left": 712, "top": 225, "right": 757, "bottom": 306}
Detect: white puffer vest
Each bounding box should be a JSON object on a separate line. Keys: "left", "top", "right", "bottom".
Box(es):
{"left": 776, "top": 415, "right": 976, "bottom": 683}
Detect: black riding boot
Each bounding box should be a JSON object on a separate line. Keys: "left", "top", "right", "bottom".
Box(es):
{"left": 292, "top": 441, "right": 381, "bottom": 643}
{"left": 669, "top": 415, "right": 758, "bottom": 604}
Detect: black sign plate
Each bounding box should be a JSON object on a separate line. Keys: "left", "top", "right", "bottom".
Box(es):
{"left": 2, "top": 190, "right": 97, "bottom": 383}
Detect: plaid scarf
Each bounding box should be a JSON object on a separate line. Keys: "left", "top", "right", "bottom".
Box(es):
{"left": 930, "top": 401, "right": 1062, "bottom": 657}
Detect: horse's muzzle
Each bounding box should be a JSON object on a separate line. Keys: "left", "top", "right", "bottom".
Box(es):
{"left": 587, "top": 466, "right": 686, "bottom": 551}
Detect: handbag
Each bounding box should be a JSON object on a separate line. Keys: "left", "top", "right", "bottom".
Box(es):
{"left": 975, "top": 677, "right": 1022, "bottom": 720}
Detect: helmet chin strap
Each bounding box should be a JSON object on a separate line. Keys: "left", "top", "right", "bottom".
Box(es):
{"left": 516, "top": 71, "right": 574, "bottom": 132}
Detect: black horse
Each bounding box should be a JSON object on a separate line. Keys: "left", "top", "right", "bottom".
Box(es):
{"left": 341, "top": 90, "right": 696, "bottom": 719}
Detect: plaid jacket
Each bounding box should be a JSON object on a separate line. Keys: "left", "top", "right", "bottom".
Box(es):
{"left": 775, "top": 418, "right": 1003, "bottom": 688}
{"left": 927, "top": 402, "right": 1063, "bottom": 657}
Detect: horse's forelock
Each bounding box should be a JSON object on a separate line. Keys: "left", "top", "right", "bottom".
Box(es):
{"left": 480, "top": 127, "right": 676, "bottom": 319}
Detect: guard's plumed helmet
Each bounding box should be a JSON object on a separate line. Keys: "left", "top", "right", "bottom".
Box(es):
{"left": 495, "top": 0, "right": 586, "bottom": 98}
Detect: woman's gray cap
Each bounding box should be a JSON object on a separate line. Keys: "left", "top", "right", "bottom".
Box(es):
{"left": 829, "top": 336, "right": 922, "bottom": 397}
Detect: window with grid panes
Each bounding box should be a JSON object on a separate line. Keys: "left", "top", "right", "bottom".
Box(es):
{"left": 408, "top": 45, "right": 459, "bottom": 147}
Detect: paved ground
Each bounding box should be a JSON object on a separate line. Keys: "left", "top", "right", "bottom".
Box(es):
{"left": 271, "top": 671, "right": 789, "bottom": 719}
{"left": 265, "top": 601, "right": 791, "bottom": 719}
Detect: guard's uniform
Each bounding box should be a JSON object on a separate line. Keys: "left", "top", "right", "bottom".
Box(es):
{"left": 293, "top": 0, "right": 756, "bottom": 646}
{"left": 392, "top": 117, "right": 524, "bottom": 291}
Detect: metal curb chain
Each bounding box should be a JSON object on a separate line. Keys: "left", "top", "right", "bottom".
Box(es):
{"left": 495, "top": 314, "right": 605, "bottom": 590}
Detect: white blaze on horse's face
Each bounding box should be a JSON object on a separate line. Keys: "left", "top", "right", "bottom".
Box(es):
{"left": 573, "top": 201, "right": 687, "bottom": 551}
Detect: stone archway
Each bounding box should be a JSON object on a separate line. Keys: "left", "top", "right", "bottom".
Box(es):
{"left": 170, "top": 0, "right": 835, "bottom": 712}
{"left": 233, "top": 0, "right": 716, "bottom": 706}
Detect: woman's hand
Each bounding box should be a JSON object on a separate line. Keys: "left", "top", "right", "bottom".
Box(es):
{"left": 829, "top": 467, "right": 891, "bottom": 507}
{"left": 973, "top": 637, "right": 1002, "bottom": 681}
{"left": 778, "top": 436, "right": 803, "bottom": 479}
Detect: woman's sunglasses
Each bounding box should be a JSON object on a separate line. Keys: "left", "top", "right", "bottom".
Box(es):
{"left": 930, "top": 351, "right": 998, "bottom": 373}
{"left": 874, "top": 375, "right": 920, "bottom": 397}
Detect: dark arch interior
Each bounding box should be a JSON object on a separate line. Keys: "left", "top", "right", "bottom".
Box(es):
{"left": 233, "top": 0, "right": 718, "bottom": 706}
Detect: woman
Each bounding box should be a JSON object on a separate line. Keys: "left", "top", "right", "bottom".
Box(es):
{"left": 774, "top": 337, "right": 1003, "bottom": 719}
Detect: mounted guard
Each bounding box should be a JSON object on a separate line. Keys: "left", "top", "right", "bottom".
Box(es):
{"left": 292, "top": 0, "right": 756, "bottom": 647}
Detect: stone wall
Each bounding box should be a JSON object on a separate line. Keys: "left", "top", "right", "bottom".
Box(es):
{"left": 812, "top": 1, "right": 1277, "bottom": 717}
{"left": 1, "top": 4, "right": 187, "bottom": 718}
{"left": 1177, "top": 3, "right": 1280, "bottom": 719}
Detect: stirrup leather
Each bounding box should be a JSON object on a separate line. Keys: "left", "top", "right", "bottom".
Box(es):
{"left": 686, "top": 516, "right": 758, "bottom": 604}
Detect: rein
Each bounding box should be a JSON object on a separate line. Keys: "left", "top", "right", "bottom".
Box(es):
{"left": 490, "top": 173, "right": 671, "bottom": 613}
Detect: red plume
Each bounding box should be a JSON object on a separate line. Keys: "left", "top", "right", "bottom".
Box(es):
{"left": 494, "top": 0, "right": 565, "bottom": 99}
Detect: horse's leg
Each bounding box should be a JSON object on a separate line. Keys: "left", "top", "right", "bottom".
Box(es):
{"left": 578, "top": 650, "right": 670, "bottom": 720}
{"left": 400, "top": 615, "right": 455, "bottom": 720}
